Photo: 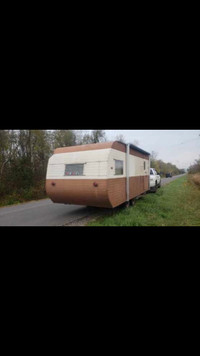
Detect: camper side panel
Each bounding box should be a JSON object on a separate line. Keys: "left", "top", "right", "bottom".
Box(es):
{"left": 106, "top": 149, "right": 149, "bottom": 207}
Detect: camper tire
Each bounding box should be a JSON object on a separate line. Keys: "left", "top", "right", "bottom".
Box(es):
{"left": 130, "top": 199, "right": 135, "bottom": 206}
{"left": 125, "top": 201, "right": 130, "bottom": 208}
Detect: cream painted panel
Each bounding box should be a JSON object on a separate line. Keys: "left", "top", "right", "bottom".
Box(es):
{"left": 107, "top": 149, "right": 149, "bottom": 178}
{"left": 129, "top": 155, "right": 149, "bottom": 177}
{"left": 46, "top": 148, "right": 150, "bottom": 179}
{"left": 47, "top": 148, "right": 111, "bottom": 179}
{"left": 107, "top": 149, "right": 126, "bottom": 178}
{"left": 48, "top": 149, "right": 111, "bottom": 165}
{"left": 47, "top": 162, "right": 109, "bottom": 179}
{"left": 47, "top": 164, "right": 65, "bottom": 178}
{"left": 84, "top": 161, "right": 108, "bottom": 176}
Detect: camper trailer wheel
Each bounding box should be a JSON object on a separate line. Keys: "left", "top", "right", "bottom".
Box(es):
{"left": 130, "top": 199, "right": 135, "bottom": 206}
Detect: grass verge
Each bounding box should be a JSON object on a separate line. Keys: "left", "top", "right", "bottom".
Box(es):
{"left": 87, "top": 175, "right": 200, "bottom": 226}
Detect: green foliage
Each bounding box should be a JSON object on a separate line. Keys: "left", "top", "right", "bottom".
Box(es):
{"left": 0, "top": 129, "right": 105, "bottom": 206}
{"left": 52, "top": 130, "right": 76, "bottom": 148}
{"left": 88, "top": 176, "right": 200, "bottom": 226}
{"left": 81, "top": 133, "right": 93, "bottom": 144}
{"left": 150, "top": 152, "right": 183, "bottom": 176}
{"left": 79, "top": 130, "right": 107, "bottom": 144}
{"left": 90, "top": 130, "right": 106, "bottom": 143}
{"left": 73, "top": 130, "right": 107, "bottom": 145}
{"left": 0, "top": 130, "right": 9, "bottom": 154}
{"left": 0, "top": 184, "right": 47, "bottom": 207}
{"left": 0, "top": 130, "right": 51, "bottom": 204}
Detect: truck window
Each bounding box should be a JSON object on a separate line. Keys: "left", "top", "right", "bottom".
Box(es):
{"left": 150, "top": 169, "right": 153, "bottom": 175}
{"left": 115, "top": 160, "right": 123, "bottom": 175}
{"left": 65, "top": 164, "right": 84, "bottom": 176}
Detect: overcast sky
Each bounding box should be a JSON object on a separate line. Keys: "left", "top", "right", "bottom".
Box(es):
{"left": 100, "top": 130, "right": 200, "bottom": 169}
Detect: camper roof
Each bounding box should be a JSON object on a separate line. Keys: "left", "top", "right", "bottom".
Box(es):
{"left": 54, "top": 141, "right": 150, "bottom": 156}
{"left": 116, "top": 141, "right": 150, "bottom": 156}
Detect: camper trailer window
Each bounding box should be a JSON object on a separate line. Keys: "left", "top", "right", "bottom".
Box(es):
{"left": 65, "top": 164, "right": 84, "bottom": 176}
{"left": 144, "top": 161, "right": 146, "bottom": 170}
{"left": 115, "top": 160, "right": 123, "bottom": 175}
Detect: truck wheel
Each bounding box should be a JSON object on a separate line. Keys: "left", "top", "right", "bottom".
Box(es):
{"left": 158, "top": 181, "right": 161, "bottom": 188}
{"left": 153, "top": 182, "right": 157, "bottom": 193}
{"left": 150, "top": 187, "right": 157, "bottom": 193}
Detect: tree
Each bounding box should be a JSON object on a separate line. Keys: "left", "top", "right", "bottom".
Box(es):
{"left": 188, "top": 157, "right": 200, "bottom": 174}
{"left": 115, "top": 134, "right": 126, "bottom": 143}
{"left": 30, "top": 130, "right": 52, "bottom": 181}
{"left": 90, "top": 130, "right": 106, "bottom": 143}
{"left": 150, "top": 151, "right": 159, "bottom": 170}
{"left": 74, "top": 130, "right": 85, "bottom": 145}
{"left": 150, "top": 151, "right": 158, "bottom": 161}
{"left": 52, "top": 130, "right": 76, "bottom": 148}
{"left": 79, "top": 131, "right": 93, "bottom": 145}
{"left": 79, "top": 130, "right": 107, "bottom": 145}
{"left": 0, "top": 130, "right": 10, "bottom": 178}
{"left": 0, "top": 130, "right": 18, "bottom": 182}
{"left": 0, "top": 130, "right": 56, "bottom": 201}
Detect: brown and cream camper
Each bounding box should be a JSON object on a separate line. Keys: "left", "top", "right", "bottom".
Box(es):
{"left": 46, "top": 141, "right": 150, "bottom": 208}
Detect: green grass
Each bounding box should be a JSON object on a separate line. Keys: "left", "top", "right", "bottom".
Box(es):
{"left": 88, "top": 175, "right": 200, "bottom": 226}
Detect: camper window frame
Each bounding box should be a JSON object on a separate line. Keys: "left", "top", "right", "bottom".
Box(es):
{"left": 114, "top": 159, "right": 124, "bottom": 176}
{"left": 64, "top": 163, "right": 85, "bottom": 177}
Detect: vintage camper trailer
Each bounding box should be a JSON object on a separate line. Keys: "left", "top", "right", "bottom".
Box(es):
{"left": 46, "top": 141, "right": 150, "bottom": 208}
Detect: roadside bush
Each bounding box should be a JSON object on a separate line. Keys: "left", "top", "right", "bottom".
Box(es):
{"left": 0, "top": 191, "right": 24, "bottom": 206}
{"left": 189, "top": 173, "right": 200, "bottom": 188}
{"left": 0, "top": 180, "right": 47, "bottom": 206}
{"left": 21, "top": 181, "right": 46, "bottom": 201}
{"left": 188, "top": 158, "right": 200, "bottom": 174}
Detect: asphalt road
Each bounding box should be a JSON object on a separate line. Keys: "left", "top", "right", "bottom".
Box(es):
{"left": 161, "top": 174, "right": 185, "bottom": 186}
{"left": 0, "top": 174, "right": 185, "bottom": 226}
{"left": 0, "top": 199, "right": 102, "bottom": 226}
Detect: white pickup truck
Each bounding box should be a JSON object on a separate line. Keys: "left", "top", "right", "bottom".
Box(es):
{"left": 150, "top": 168, "right": 161, "bottom": 192}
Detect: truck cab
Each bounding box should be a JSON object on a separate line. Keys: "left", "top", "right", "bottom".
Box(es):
{"left": 150, "top": 168, "right": 161, "bottom": 192}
